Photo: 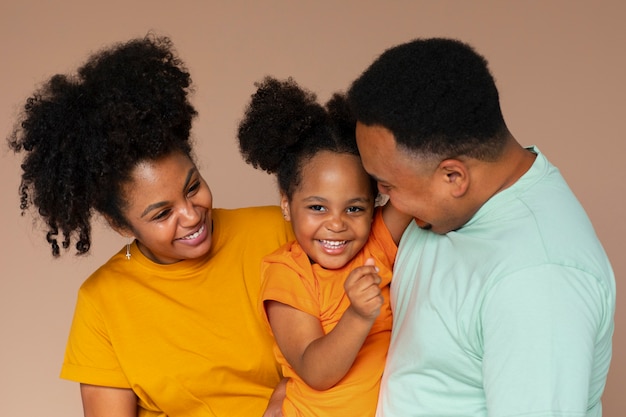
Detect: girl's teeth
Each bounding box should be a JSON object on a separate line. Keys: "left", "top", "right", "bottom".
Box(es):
{"left": 320, "top": 240, "right": 346, "bottom": 248}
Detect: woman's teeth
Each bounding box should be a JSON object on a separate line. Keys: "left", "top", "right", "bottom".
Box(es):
{"left": 181, "top": 223, "right": 205, "bottom": 240}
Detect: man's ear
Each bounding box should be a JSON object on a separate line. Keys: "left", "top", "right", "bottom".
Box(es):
{"left": 279, "top": 195, "right": 291, "bottom": 221}
{"left": 438, "top": 159, "right": 470, "bottom": 198}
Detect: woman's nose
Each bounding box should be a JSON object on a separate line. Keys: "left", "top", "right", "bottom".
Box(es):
{"left": 179, "top": 201, "right": 200, "bottom": 225}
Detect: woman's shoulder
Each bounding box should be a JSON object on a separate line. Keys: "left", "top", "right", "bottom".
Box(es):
{"left": 213, "top": 205, "right": 294, "bottom": 240}
{"left": 214, "top": 206, "right": 285, "bottom": 228}
{"left": 79, "top": 240, "right": 170, "bottom": 285}
{"left": 215, "top": 205, "right": 281, "bottom": 217}
{"left": 76, "top": 250, "right": 133, "bottom": 299}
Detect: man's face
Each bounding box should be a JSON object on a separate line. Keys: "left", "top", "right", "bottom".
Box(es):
{"left": 355, "top": 122, "right": 461, "bottom": 234}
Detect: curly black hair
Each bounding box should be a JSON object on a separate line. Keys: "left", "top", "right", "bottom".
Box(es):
{"left": 238, "top": 76, "right": 375, "bottom": 200}
{"left": 347, "top": 38, "right": 508, "bottom": 160}
{"left": 7, "top": 34, "right": 197, "bottom": 256}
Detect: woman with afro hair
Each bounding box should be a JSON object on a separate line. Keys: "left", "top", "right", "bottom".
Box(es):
{"left": 237, "top": 77, "right": 410, "bottom": 416}
{"left": 8, "top": 35, "right": 294, "bottom": 417}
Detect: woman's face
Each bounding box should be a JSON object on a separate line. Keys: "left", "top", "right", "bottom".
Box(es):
{"left": 120, "top": 152, "right": 213, "bottom": 264}
{"left": 282, "top": 151, "right": 375, "bottom": 270}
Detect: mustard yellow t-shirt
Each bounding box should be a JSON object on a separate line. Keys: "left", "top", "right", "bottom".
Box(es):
{"left": 259, "top": 208, "right": 397, "bottom": 417}
{"left": 61, "top": 206, "right": 294, "bottom": 417}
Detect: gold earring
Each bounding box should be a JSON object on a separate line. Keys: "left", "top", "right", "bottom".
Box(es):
{"left": 125, "top": 238, "right": 132, "bottom": 260}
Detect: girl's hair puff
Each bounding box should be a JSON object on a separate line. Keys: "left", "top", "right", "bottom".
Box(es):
{"left": 238, "top": 76, "right": 373, "bottom": 200}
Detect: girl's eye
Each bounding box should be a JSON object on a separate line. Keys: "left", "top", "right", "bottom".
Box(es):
{"left": 308, "top": 205, "right": 326, "bottom": 212}
{"left": 347, "top": 206, "right": 365, "bottom": 213}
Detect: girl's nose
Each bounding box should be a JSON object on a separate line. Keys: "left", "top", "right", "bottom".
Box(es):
{"left": 325, "top": 213, "right": 347, "bottom": 232}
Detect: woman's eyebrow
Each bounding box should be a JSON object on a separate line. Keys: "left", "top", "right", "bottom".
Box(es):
{"left": 141, "top": 167, "right": 197, "bottom": 218}
{"left": 182, "top": 166, "right": 196, "bottom": 190}
{"left": 141, "top": 201, "right": 167, "bottom": 218}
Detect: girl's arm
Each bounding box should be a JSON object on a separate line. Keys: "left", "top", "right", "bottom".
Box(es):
{"left": 265, "top": 261, "right": 381, "bottom": 391}
{"left": 381, "top": 200, "right": 412, "bottom": 244}
{"left": 80, "top": 384, "right": 137, "bottom": 417}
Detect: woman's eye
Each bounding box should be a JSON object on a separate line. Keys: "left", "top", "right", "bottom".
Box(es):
{"left": 153, "top": 209, "right": 171, "bottom": 221}
{"left": 187, "top": 180, "right": 201, "bottom": 195}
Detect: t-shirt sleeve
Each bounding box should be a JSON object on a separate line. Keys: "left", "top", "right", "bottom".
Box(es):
{"left": 368, "top": 208, "right": 399, "bottom": 268}
{"left": 258, "top": 261, "right": 319, "bottom": 331}
{"left": 60, "top": 287, "right": 130, "bottom": 388}
{"left": 481, "top": 264, "right": 612, "bottom": 416}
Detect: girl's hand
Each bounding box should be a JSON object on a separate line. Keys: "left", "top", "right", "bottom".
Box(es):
{"left": 344, "top": 258, "right": 383, "bottom": 321}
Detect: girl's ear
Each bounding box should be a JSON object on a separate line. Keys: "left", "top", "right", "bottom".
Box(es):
{"left": 280, "top": 195, "right": 291, "bottom": 221}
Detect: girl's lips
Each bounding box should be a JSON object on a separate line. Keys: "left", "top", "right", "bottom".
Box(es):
{"left": 318, "top": 239, "right": 348, "bottom": 254}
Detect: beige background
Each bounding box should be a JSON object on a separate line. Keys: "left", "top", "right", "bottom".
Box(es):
{"left": 1, "top": 1, "right": 623, "bottom": 415}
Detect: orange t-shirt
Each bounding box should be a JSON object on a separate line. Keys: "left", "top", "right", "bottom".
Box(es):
{"left": 259, "top": 208, "right": 397, "bottom": 417}
{"left": 61, "top": 206, "right": 294, "bottom": 417}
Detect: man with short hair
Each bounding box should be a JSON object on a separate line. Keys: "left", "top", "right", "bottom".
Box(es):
{"left": 348, "top": 37, "right": 615, "bottom": 417}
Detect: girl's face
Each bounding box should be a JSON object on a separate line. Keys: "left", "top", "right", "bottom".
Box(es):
{"left": 282, "top": 151, "right": 375, "bottom": 270}
{"left": 120, "top": 152, "right": 213, "bottom": 264}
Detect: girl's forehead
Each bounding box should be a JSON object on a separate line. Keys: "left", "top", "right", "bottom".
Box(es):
{"left": 303, "top": 151, "right": 361, "bottom": 170}
{"left": 298, "top": 154, "right": 372, "bottom": 193}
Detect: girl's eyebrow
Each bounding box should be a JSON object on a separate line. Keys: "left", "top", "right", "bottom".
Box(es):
{"left": 301, "top": 196, "right": 372, "bottom": 205}
{"left": 140, "top": 167, "right": 197, "bottom": 218}
{"left": 302, "top": 196, "right": 327, "bottom": 203}
{"left": 348, "top": 196, "right": 372, "bottom": 203}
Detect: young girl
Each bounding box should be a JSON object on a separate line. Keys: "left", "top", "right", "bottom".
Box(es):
{"left": 238, "top": 77, "right": 411, "bottom": 416}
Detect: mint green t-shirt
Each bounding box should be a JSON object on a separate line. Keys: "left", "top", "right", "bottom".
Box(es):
{"left": 377, "top": 148, "right": 615, "bottom": 417}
